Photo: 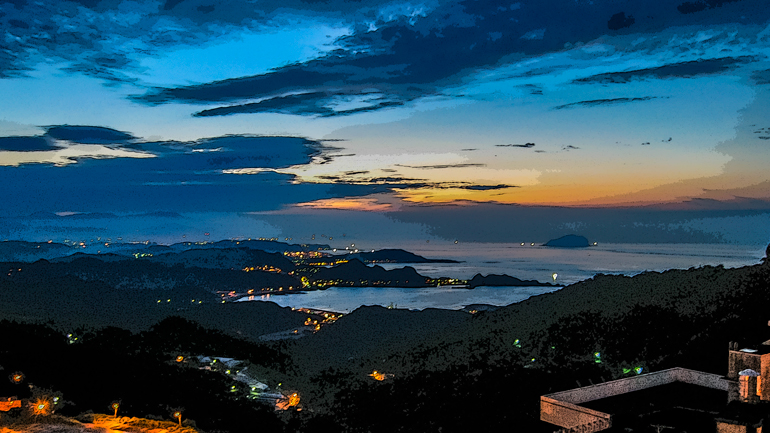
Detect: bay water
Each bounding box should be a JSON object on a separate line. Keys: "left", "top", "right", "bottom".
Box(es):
{"left": 239, "top": 242, "right": 767, "bottom": 313}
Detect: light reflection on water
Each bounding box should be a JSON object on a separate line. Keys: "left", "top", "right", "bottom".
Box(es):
{"left": 373, "top": 242, "right": 765, "bottom": 285}
{"left": 238, "top": 285, "right": 562, "bottom": 313}
{"left": 238, "top": 243, "right": 765, "bottom": 313}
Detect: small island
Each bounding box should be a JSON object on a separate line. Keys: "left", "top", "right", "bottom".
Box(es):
{"left": 543, "top": 234, "right": 591, "bottom": 248}
{"left": 467, "top": 273, "right": 558, "bottom": 288}
{"left": 345, "top": 248, "right": 460, "bottom": 264}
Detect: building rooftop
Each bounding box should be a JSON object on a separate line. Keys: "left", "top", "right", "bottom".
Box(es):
{"left": 581, "top": 381, "right": 726, "bottom": 414}
{"left": 733, "top": 340, "right": 770, "bottom": 355}
{"left": 577, "top": 383, "right": 727, "bottom": 433}
{"left": 716, "top": 401, "right": 770, "bottom": 427}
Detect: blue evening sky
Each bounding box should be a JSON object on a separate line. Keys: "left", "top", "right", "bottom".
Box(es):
{"left": 1, "top": 0, "right": 770, "bottom": 245}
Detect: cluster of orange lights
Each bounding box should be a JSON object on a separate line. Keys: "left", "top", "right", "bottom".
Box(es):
{"left": 368, "top": 370, "right": 393, "bottom": 381}
{"left": 243, "top": 265, "right": 282, "bottom": 273}
{"left": 283, "top": 251, "right": 325, "bottom": 258}
{"left": 275, "top": 392, "right": 300, "bottom": 410}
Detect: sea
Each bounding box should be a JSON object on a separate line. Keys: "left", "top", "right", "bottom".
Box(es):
{"left": 238, "top": 242, "right": 768, "bottom": 313}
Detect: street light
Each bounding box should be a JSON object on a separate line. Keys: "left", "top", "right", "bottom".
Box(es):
{"left": 173, "top": 410, "right": 182, "bottom": 426}
{"left": 10, "top": 372, "right": 23, "bottom": 384}
{"left": 111, "top": 401, "right": 120, "bottom": 417}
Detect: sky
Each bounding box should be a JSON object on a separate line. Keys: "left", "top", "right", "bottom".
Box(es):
{"left": 2, "top": 0, "right": 770, "bottom": 245}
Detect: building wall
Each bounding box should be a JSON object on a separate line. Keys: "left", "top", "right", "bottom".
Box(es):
{"left": 540, "top": 395, "right": 611, "bottom": 430}
{"left": 761, "top": 353, "right": 770, "bottom": 401}
{"left": 716, "top": 421, "right": 749, "bottom": 433}
{"left": 673, "top": 367, "right": 730, "bottom": 390}
{"left": 728, "top": 351, "right": 762, "bottom": 380}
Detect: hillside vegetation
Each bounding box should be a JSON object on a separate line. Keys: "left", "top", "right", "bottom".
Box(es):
{"left": 1, "top": 247, "right": 768, "bottom": 432}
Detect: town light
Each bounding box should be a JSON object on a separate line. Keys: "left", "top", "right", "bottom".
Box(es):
{"left": 30, "top": 398, "right": 51, "bottom": 416}
{"left": 111, "top": 401, "right": 120, "bottom": 417}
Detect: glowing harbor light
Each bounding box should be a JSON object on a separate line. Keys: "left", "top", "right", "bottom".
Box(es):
{"left": 552, "top": 273, "right": 558, "bottom": 281}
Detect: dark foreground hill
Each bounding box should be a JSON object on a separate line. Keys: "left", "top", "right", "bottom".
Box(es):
{"left": 1, "top": 247, "right": 768, "bottom": 433}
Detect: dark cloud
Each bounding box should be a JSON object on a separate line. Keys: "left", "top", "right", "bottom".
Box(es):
{"left": 677, "top": 0, "right": 743, "bottom": 14}
{"left": 460, "top": 184, "right": 515, "bottom": 190}
{"left": 520, "top": 84, "right": 543, "bottom": 95}
{"left": 395, "top": 163, "right": 486, "bottom": 170}
{"left": 751, "top": 69, "right": 770, "bottom": 85}
{"left": 574, "top": 57, "right": 754, "bottom": 84}
{"left": 45, "top": 125, "right": 136, "bottom": 144}
{"left": 677, "top": 1, "right": 710, "bottom": 13}
{"left": 0, "top": 136, "right": 55, "bottom": 152}
{"left": 193, "top": 92, "right": 404, "bottom": 118}
{"left": 2, "top": 0, "right": 767, "bottom": 117}
{"left": 9, "top": 18, "right": 29, "bottom": 29}
{"left": 553, "top": 97, "right": 657, "bottom": 110}
{"left": 607, "top": 12, "right": 635, "bottom": 30}
{"left": 163, "top": 0, "right": 186, "bottom": 11}
{"left": 496, "top": 143, "right": 535, "bottom": 148}
{"left": 130, "top": 1, "right": 769, "bottom": 116}
{"left": 0, "top": 127, "right": 389, "bottom": 214}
